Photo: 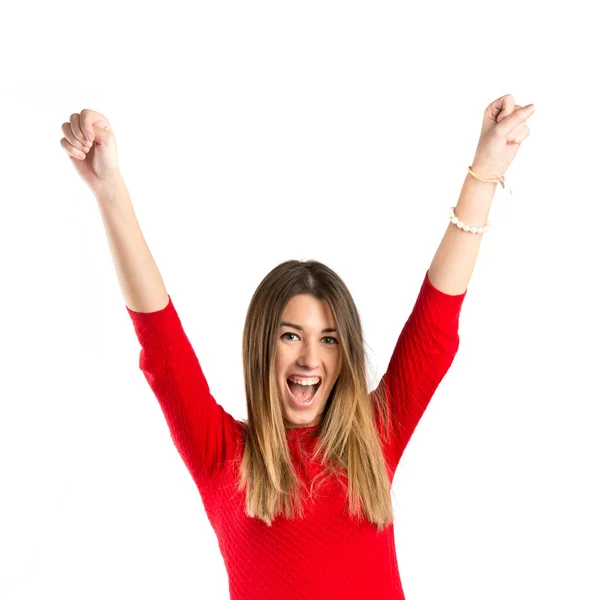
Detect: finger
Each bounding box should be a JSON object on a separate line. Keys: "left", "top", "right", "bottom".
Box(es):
{"left": 512, "top": 125, "right": 530, "bottom": 145}
{"left": 495, "top": 94, "right": 516, "bottom": 122}
{"left": 60, "top": 137, "right": 87, "bottom": 160}
{"left": 497, "top": 104, "right": 535, "bottom": 137}
{"left": 61, "top": 122, "right": 89, "bottom": 153}
{"left": 79, "top": 108, "right": 112, "bottom": 142}
{"left": 507, "top": 120, "right": 529, "bottom": 144}
{"left": 69, "top": 113, "right": 89, "bottom": 147}
{"left": 498, "top": 104, "right": 521, "bottom": 123}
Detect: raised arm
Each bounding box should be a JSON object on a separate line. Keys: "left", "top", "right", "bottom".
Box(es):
{"left": 428, "top": 94, "right": 535, "bottom": 296}
{"left": 126, "top": 295, "right": 242, "bottom": 485}
{"left": 59, "top": 107, "right": 242, "bottom": 485}
{"left": 94, "top": 179, "right": 241, "bottom": 485}
{"left": 372, "top": 270, "right": 466, "bottom": 476}
{"left": 95, "top": 177, "right": 170, "bottom": 313}
{"left": 61, "top": 108, "right": 168, "bottom": 313}
{"left": 372, "top": 95, "right": 534, "bottom": 476}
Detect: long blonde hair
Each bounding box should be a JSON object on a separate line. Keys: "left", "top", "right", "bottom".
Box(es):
{"left": 238, "top": 259, "right": 396, "bottom": 531}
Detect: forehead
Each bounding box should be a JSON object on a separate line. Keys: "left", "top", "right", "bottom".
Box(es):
{"left": 282, "top": 294, "right": 335, "bottom": 324}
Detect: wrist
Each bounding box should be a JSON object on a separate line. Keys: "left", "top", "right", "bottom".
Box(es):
{"left": 93, "top": 176, "right": 128, "bottom": 201}
{"left": 469, "top": 161, "right": 502, "bottom": 184}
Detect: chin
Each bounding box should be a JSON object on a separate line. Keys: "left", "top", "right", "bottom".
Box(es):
{"left": 284, "top": 409, "right": 322, "bottom": 429}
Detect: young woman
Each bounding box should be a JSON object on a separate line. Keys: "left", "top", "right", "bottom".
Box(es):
{"left": 60, "top": 95, "right": 534, "bottom": 599}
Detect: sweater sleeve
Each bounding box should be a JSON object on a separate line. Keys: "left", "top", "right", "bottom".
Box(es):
{"left": 372, "top": 269, "right": 467, "bottom": 477}
{"left": 126, "top": 295, "right": 242, "bottom": 486}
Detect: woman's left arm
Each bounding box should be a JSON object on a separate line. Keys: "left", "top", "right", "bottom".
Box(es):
{"left": 428, "top": 94, "right": 536, "bottom": 296}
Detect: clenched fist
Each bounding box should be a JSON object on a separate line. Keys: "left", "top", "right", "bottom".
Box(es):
{"left": 60, "top": 109, "right": 123, "bottom": 195}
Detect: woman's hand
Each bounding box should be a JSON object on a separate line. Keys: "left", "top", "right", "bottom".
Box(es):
{"left": 60, "top": 109, "right": 123, "bottom": 196}
{"left": 471, "top": 94, "right": 535, "bottom": 180}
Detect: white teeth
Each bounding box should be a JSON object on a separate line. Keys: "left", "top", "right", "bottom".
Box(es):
{"left": 288, "top": 377, "right": 320, "bottom": 386}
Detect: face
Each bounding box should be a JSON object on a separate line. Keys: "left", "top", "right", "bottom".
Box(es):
{"left": 274, "top": 294, "right": 343, "bottom": 429}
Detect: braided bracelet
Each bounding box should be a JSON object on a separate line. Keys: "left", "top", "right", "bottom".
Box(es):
{"left": 467, "top": 165, "right": 512, "bottom": 196}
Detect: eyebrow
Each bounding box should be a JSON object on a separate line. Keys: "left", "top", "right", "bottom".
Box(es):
{"left": 280, "top": 321, "right": 337, "bottom": 334}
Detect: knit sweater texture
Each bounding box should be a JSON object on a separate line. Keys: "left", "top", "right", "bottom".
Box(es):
{"left": 126, "top": 269, "right": 467, "bottom": 599}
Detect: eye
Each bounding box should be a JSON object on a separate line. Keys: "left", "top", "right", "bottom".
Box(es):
{"left": 280, "top": 332, "right": 338, "bottom": 344}
{"left": 281, "top": 332, "right": 300, "bottom": 341}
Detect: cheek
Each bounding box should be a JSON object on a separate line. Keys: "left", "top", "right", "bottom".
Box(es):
{"left": 274, "top": 345, "right": 292, "bottom": 377}
{"left": 330, "top": 350, "right": 343, "bottom": 374}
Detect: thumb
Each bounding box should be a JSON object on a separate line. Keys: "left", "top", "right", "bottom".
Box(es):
{"left": 497, "top": 104, "right": 535, "bottom": 137}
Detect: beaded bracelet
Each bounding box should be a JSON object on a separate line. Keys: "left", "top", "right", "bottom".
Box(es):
{"left": 448, "top": 206, "right": 490, "bottom": 234}
{"left": 448, "top": 165, "right": 512, "bottom": 234}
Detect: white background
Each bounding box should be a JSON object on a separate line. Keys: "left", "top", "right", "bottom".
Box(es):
{"left": 1, "top": 1, "right": 598, "bottom": 598}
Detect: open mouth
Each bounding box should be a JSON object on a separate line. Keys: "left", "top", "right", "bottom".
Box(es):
{"left": 286, "top": 378, "right": 322, "bottom": 405}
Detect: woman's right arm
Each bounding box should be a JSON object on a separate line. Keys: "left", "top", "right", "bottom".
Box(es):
{"left": 94, "top": 177, "right": 169, "bottom": 314}
{"left": 95, "top": 179, "right": 242, "bottom": 485}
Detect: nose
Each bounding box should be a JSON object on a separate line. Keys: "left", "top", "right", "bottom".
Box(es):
{"left": 297, "top": 338, "right": 320, "bottom": 370}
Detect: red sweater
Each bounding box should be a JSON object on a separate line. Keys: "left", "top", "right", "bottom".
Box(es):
{"left": 126, "top": 269, "right": 467, "bottom": 599}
